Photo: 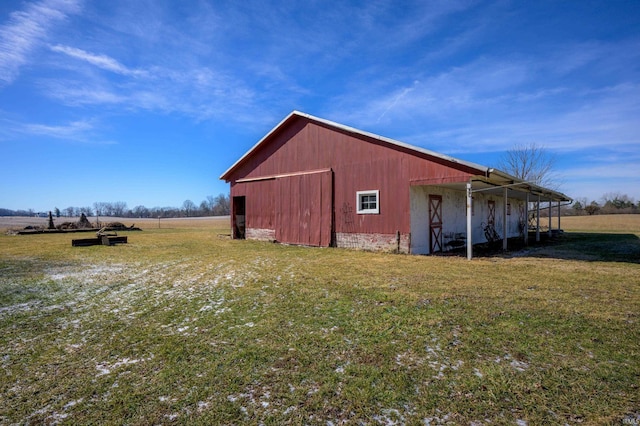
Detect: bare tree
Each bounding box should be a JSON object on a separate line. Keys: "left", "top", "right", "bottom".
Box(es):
{"left": 199, "top": 200, "right": 210, "bottom": 215}
{"left": 112, "top": 201, "right": 128, "bottom": 217}
{"left": 212, "top": 193, "right": 230, "bottom": 216}
{"left": 205, "top": 195, "right": 216, "bottom": 212}
{"left": 132, "top": 205, "right": 149, "bottom": 218}
{"left": 79, "top": 206, "right": 94, "bottom": 216}
{"left": 93, "top": 202, "right": 110, "bottom": 216}
{"left": 497, "top": 143, "right": 557, "bottom": 189}
{"left": 182, "top": 199, "right": 196, "bottom": 217}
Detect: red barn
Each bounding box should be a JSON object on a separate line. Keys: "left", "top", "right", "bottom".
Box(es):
{"left": 220, "top": 111, "right": 570, "bottom": 258}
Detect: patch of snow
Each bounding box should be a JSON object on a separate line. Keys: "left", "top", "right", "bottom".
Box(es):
{"left": 96, "top": 356, "right": 151, "bottom": 377}
{"left": 373, "top": 408, "right": 405, "bottom": 425}
{"left": 423, "top": 411, "right": 451, "bottom": 425}
{"left": 0, "top": 302, "right": 39, "bottom": 315}
{"left": 510, "top": 360, "right": 529, "bottom": 372}
{"left": 96, "top": 365, "right": 111, "bottom": 376}
{"left": 63, "top": 398, "right": 83, "bottom": 409}
{"left": 46, "top": 412, "right": 69, "bottom": 422}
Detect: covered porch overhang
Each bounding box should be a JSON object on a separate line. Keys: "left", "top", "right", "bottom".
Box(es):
{"left": 410, "top": 170, "right": 572, "bottom": 259}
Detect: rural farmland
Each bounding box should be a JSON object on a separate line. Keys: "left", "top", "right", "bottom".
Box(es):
{"left": 0, "top": 215, "right": 638, "bottom": 424}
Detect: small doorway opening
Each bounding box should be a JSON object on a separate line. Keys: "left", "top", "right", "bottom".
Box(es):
{"left": 233, "top": 196, "right": 246, "bottom": 239}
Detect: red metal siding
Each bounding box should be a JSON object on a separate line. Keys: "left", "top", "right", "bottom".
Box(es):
{"left": 228, "top": 116, "right": 478, "bottom": 238}
{"left": 231, "top": 179, "right": 275, "bottom": 230}
{"left": 275, "top": 171, "right": 332, "bottom": 246}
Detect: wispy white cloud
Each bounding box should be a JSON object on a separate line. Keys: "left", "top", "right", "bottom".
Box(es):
{"left": 25, "top": 119, "right": 92, "bottom": 137}
{"left": 3, "top": 116, "right": 115, "bottom": 144}
{"left": 6, "top": 1, "right": 485, "bottom": 130}
{"left": 50, "top": 44, "right": 147, "bottom": 77}
{"left": 329, "top": 57, "right": 538, "bottom": 128}
{"left": 41, "top": 80, "right": 127, "bottom": 105}
{"left": 37, "top": 63, "right": 266, "bottom": 125}
{"left": 369, "top": 0, "right": 480, "bottom": 52}
{"left": 0, "top": 0, "right": 81, "bottom": 86}
{"left": 328, "top": 34, "right": 640, "bottom": 158}
{"left": 376, "top": 81, "right": 420, "bottom": 123}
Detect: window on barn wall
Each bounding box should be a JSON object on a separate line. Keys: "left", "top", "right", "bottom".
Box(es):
{"left": 357, "top": 190, "right": 379, "bottom": 214}
{"left": 507, "top": 203, "right": 511, "bottom": 215}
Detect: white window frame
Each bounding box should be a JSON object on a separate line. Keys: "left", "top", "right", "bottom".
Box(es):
{"left": 356, "top": 190, "right": 380, "bottom": 214}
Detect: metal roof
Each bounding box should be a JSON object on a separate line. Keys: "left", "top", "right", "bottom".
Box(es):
{"left": 220, "top": 110, "right": 571, "bottom": 202}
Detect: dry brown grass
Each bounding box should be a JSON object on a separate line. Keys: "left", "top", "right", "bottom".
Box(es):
{"left": 561, "top": 214, "right": 640, "bottom": 233}
{"left": 127, "top": 216, "right": 230, "bottom": 230}
{"left": 0, "top": 215, "right": 230, "bottom": 232}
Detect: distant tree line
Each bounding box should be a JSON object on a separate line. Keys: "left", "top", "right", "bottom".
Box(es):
{"left": 0, "top": 193, "right": 230, "bottom": 218}
{"left": 534, "top": 192, "right": 638, "bottom": 218}
{"left": 0, "top": 208, "right": 38, "bottom": 217}
{"left": 564, "top": 193, "right": 638, "bottom": 216}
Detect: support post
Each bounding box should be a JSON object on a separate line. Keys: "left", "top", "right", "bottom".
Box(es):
{"left": 557, "top": 201, "right": 561, "bottom": 231}
{"left": 536, "top": 195, "right": 541, "bottom": 242}
{"left": 466, "top": 182, "right": 473, "bottom": 260}
{"left": 524, "top": 193, "right": 529, "bottom": 246}
{"left": 503, "top": 187, "right": 508, "bottom": 251}
{"left": 548, "top": 201, "right": 552, "bottom": 237}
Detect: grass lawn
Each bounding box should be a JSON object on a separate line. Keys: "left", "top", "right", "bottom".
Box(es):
{"left": 0, "top": 215, "right": 638, "bottom": 425}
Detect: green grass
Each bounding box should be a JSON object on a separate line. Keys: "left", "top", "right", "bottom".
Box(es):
{"left": 0, "top": 218, "right": 639, "bottom": 425}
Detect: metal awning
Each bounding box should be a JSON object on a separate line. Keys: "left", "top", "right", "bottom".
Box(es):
{"left": 411, "top": 173, "right": 571, "bottom": 260}
{"left": 410, "top": 171, "right": 571, "bottom": 203}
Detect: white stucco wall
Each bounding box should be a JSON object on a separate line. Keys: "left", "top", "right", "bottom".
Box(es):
{"left": 410, "top": 186, "right": 526, "bottom": 254}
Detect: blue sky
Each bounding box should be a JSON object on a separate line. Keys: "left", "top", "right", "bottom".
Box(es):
{"left": 1, "top": 0, "right": 639, "bottom": 212}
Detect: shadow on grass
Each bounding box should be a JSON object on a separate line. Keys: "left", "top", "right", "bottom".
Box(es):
{"left": 442, "top": 232, "right": 640, "bottom": 264}
{"left": 447, "top": 232, "right": 640, "bottom": 263}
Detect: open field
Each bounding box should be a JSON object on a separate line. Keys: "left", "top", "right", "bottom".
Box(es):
{"left": 0, "top": 215, "right": 231, "bottom": 231}
{"left": 1, "top": 215, "right": 638, "bottom": 424}
{"left": 561, "top": 214, "right": 640, "bottom": 233}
